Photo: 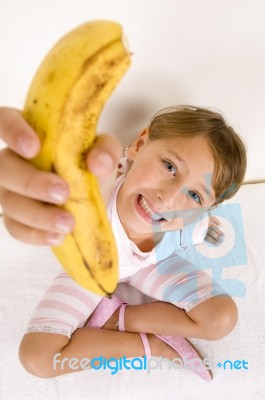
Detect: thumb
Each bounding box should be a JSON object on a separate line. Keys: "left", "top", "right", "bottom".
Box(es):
{"left": 86, "top": 133, "right": 122, "bottom": 187}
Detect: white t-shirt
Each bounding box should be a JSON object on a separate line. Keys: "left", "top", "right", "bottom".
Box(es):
{"left": 107, "top": 174, "right": 209, "bottom": 280}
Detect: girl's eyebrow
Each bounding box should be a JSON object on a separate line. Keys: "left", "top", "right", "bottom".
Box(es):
{"left": 167, "top": 150, "right": 186, "bottom": 166}
{"left": 197, "top": 182, "right": 215, "bottom": 202}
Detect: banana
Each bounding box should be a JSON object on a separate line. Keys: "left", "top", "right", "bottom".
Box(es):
{"left": 22, "top": 20, "right": 131, "bottom": 296}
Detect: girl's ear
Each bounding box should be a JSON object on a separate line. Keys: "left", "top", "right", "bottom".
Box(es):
{"left": 127, "top": 128, "right": 149, "bottom": 160}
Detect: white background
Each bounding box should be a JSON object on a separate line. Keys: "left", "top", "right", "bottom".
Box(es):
{"left": 0, "top": 0, "right": 264, "bottom": 182}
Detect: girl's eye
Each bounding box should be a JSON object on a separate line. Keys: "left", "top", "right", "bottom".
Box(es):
{"left": 188, "top": 190, "right": 202, "bottom": 204}
{"left": 163, "top": 160, "right": 177, "bottom": 176}
{"left": 162, "top": 160, "right": 202, "bottom": 204}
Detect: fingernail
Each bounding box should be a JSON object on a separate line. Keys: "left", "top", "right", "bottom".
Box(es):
{"left": 17, "top": 136, "right": 38, "bottom": 157}
{"left": 95, "top": 153, "right": 114, "bottom": 172}
{"left": 55, "top": 214, "right": 74, "bottom": 234}
{"left": 48, "top": 182, "right": 69, "bottom": 203}
{"left": 47, "top": 232, "right": 65, "bottom": 246}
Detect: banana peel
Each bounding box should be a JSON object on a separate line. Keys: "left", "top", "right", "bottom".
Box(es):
{"left": 23, "top": 20, "right": 131, "bottom": 296}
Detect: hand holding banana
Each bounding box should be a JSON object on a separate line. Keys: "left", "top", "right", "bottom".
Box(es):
{"left": 0, "top": 111, "right": 121, "bottom": 243}
{"left": 22, "top": 20, "right": 131, "bottom": 296}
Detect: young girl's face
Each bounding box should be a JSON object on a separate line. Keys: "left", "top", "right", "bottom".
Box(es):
{"left": 116, "top": 129, "right": 216, "bottom": 245}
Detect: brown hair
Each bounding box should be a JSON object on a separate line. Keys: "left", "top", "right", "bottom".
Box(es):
{"left": 147, "top": 105, "right": 247, "bottom": 206}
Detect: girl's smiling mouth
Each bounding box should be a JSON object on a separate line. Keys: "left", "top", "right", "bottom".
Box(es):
{"left": 136, "top": 194, "right": 166, "bottom": 223}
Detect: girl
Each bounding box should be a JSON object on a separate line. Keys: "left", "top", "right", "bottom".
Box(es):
{"left": 0, "top": 105, "right": 246, "bottom": 381}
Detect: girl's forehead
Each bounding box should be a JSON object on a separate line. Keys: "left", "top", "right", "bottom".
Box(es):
{"left": 152, "top": 137, "right": 215, "bottom": 173}
{"left": 151, "top": 136, "right": 211, "bottom": 151}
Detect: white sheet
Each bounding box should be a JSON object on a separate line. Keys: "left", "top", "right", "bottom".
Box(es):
{"left": 0, "top": 183, "right": 265, "bottom": 400}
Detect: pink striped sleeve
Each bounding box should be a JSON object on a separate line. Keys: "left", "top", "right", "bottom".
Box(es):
{"left": 25, "top": 269, "right": 104, "bottom": 338}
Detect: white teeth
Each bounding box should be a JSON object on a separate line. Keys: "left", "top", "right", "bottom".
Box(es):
{"left": 139, "top": 195, "right": 162, "bottom": 221}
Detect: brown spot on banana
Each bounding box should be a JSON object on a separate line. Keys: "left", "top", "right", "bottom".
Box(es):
{"left": 71, "top": 231, "right": 114, "bottom": 297}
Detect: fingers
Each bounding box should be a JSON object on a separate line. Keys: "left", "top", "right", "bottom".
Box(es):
{"left": 208, "top": 224, "right": 224, "bottom": 238}
{"left": 206, "top": 215, "right": 224, "bottom": 245}
{"left": 205, "top": 225, "right": 224, "bottom": 245}
{"left": 0, "top": 149, "right": 75, "bottom": 245}
{"left": 86, "top": 133, "right": 122, "bottom": 187}
{"left": 85, "top": 133, "right": 122, "bottom": 205}
{"left": 0, "top": 189, "right": 75, "bottom": 245}
{"left": 0, "top": 107, "right": 40, "bottom": 158}
{"left": 3, "top": 214, "right": 66, "bottom": 246}
{"left": 0, "top": 149, "right": 70, "bottom": 204}
{"left": 0, "top": 110, "right": 121, "bottom": 245}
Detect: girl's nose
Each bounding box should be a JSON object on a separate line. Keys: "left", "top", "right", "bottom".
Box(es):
{"left": 156, "top": 183, "right": 186, "bottom": 211}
